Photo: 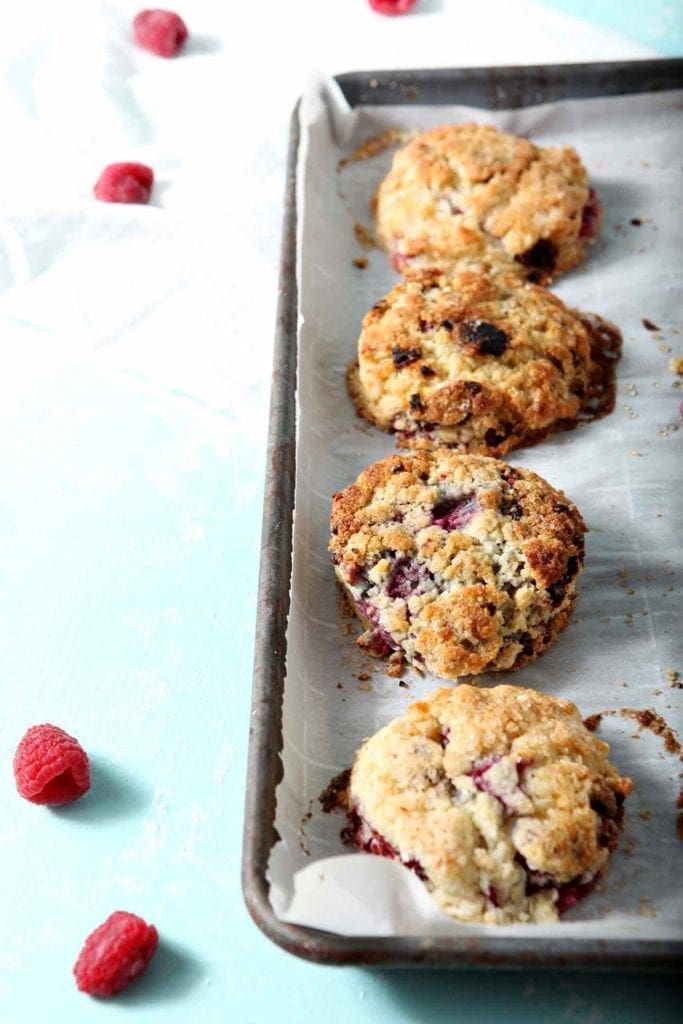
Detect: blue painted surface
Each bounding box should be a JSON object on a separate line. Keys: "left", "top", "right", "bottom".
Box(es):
{"left": 543, "top": 1, "right": 683, "bottom": 58}
{"left": 0, "top": 2, "right": 679, "bottom": 1023}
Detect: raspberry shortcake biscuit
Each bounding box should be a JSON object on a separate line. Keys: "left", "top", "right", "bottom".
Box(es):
{"left": 329, "top": 451, "right": 586, "bottom": 680}
{"left": 348, "top": 266, "right": 612, "bottom": 456}
{"left": 346, "top": 685, "right": 632, "bottom": 924}
{"left": 375, "top": 123, "right": 601, "bottom": 284}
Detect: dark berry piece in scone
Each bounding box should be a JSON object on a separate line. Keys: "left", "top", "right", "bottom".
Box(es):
{"left": 346, "top": 684, "right": 632, "bottom": 924}
{"left": 347, "top": 266, "right": 616, "bottom": 456}
{"left": 329, "top": 451, "right": 586, "bottom": 680}
{"left": 375, "top": 123, "right": 601, "bottom": 284}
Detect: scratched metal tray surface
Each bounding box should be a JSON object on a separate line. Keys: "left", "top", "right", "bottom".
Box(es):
{"left": 242, "top": 59, "right": 683, "bottom": 969}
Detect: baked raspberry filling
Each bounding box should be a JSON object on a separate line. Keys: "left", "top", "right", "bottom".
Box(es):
{"left": 468, "top": 756, "right": 531, "bottom": 816}
{"left": 468, "top": 755, "right": 502, "bottom": 792}
{"left": 389, "top": 239, "right": 414, "bottom": 271}
{"left": 579, "top": 187, "right": 601, "bottom": 240}
{"left": 356, "top": 598, "right": 397, "bottom": 655}
{"left": 346, "top": 807, "right": 427, "bottom": 880}
{"left": 485, "top": 884, "right": 501, "bottom": 908}
{"left": 343, "top": 562, "right": 364, "bottom": 585}
{"left": 516, "top": 791, "right": 624, "bottom": 915}
{"left": 556, "top": 878, "right": 599, "bottom": 914}
{"left": 522, "top": 862, "right": 599, "bottom": 916}
{"left": 364, "top": 628, "right": 395, "bottom": 656}
{"left": 386, "top": 558, "right": 434, "bottom": 599}
{"left": 432, "top": 494, "right": 479, "bottom": 530}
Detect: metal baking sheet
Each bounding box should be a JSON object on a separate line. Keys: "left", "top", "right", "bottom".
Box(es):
{"left": 242, "top": 59, "right": 683, "bottom": 969}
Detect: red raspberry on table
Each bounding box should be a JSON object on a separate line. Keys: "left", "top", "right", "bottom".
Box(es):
{"left": 133, "top": 9, "right": 188, "bottom": 57}
{"left": 93, "top": 163, "right": 154, "bottom": 204}
{"left": 74, "top": 911, "right": 159, "bottom": 997}
{"left": 368, "top": 0, "right": 418, "bottom": 14}
{"left": 13, "top": 724, "right": 90, "bottom": 805}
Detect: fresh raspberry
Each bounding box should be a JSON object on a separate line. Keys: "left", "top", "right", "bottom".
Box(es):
{"left": 368, "top": 0, "right": 418, "bottom": 14}
{"left": 93, "top": 163, "right": 154, "bottom": 204}
{"left": 133, "top": 9, "right": 188, "bottom": 57}
{"left": 74, "top": 912, "right": 159, "bottom": 997}
{"left": 13, "top": 724, "right": 90, "bottom": 805}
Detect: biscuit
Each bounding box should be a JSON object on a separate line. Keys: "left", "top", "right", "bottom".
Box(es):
{"left": 346, "top": 684, "right": 632, "bottom": 924}
{"left": 375, "top": 123, "right": 601, "bottom": 284}
{"left": 348, "top": 266, "right": 613, "bottom": 456}
{"left": 329, "top": 451, "right": 586, "bottom": 680}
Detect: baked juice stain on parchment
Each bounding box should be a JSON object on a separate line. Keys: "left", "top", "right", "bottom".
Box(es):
{"left": 337, "top": 128, "right": 411, "bottom": 172}
{"left": 354, "top": 222, "right": 375, "bottom": 250}
{"left": 319, "top": 768, "right": 351, "bottom": 814}
{"left": 337, "top": 129, "right": 412, "bottom": 266}
{"left": 575, "top": 313, "right": 623, "bottom": 425}
{"left": 299, "top": 798, "right": 314, "bottom": 856}
{"left": 585, "top": 707, "right": 683, "bottom": 840}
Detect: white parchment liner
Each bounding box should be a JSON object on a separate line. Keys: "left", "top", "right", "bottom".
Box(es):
{"left": 268, "top": 72, "right": 683, "bottom": 940}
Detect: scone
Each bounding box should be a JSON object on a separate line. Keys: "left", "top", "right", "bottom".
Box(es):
{"left": 346, "top": 685, "right": 632, "bottom": 924}
{"left": 329, "top": 451, "right": 586, "bottom": 680}
{"left": 375, "top": 123, "right": 602, "bottom": 284}
{"left": 347, "top": 266, "right": 614, "bottom": 456}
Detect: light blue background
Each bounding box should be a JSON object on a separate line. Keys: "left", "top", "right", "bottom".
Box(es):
{"left": 0, "top": 2, "right": 680, "bottom": 1023}
{"left": 543, "top": 1, "right": 683, "bottom": 58}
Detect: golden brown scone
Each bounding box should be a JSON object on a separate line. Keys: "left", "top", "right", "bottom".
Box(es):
{"left": 330, "top": 451, "right": 586, "bottom": 680}
{"left": 348, "top": 266, "right": 614, "bottom": 456}
{"left": 375, "top": 123, "right": 602, "bottom": 284}
{"left": 347, "top": 684, "right": 632, "bottom": 924}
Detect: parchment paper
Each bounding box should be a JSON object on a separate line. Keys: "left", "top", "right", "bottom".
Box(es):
{"left": 268, "top": 72, "right": 683, "bottom": 940}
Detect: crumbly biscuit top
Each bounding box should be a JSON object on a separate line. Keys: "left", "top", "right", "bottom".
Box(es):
{"left": 353, "top": 266, "right": 592, "bottom": 443}
{"left": 330, "top": 452, "right": 586, "bottom": 679}
{"left": 349, "top": 684, "right": 632, "bottom": 924}
{"left": 375, "top": 123, "right": 596, "bottom": 282}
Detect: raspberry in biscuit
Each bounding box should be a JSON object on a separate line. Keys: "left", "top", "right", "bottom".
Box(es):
{"left": 348, "top": 266, "right": 614, "bottom": 456}
{"left": 346, "top": 684, "right": 632, "bottom": 924}
{"left": 329, "top": 451, "right": 586, "bottom": 680}
{"left": 375, "top": 123, "right": 601, "bottom": 284}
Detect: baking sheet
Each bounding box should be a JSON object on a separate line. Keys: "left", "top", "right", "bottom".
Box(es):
{"left": 268, "top": 72, "right": 683, "bottom": 942}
